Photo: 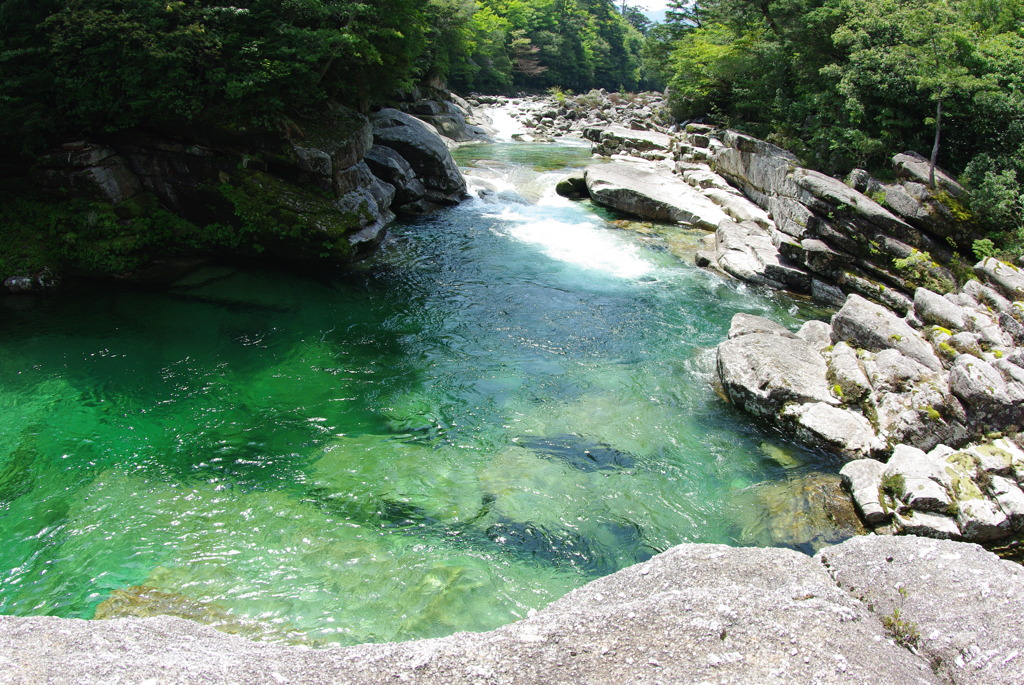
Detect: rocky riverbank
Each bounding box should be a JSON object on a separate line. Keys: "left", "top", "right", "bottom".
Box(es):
{"left": 2, "top": 535, "right": 1021, "bottom": 684}
{"left": 550, "top": 116, "right": 978, "bottom": 310}
{"left": 499, "top": 92, "right": 1023, "bottom": 548}
{"left": 714, "top": 263, "right": 1024, "bottom": 546}
{"left": 3, "top": 91, "right": 477, "bottom": 293}
{"left": 465, "top": 90, "right": 668, "bottom": 142}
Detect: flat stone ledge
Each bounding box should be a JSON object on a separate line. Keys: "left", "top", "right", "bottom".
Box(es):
{"left": 0, "top": 543, "right": 941, "bottom": 685}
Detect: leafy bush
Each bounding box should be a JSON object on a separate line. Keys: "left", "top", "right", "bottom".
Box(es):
{"left": 0, "top": 188, "right": 196, "bottom": 278}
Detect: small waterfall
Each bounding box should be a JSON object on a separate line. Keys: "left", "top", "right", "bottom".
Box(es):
{"left": 459, "top": 146, "right": 655, "bottom": 280}
{"left": 478, "top": 107, "right": 527, "bottom": 141}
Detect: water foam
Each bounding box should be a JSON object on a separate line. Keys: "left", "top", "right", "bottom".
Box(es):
{"left": 483, "top": 204, "right": 654, "bottom": 279}
{"left": 480, "top": 107, "right": 526, "bottom": 141}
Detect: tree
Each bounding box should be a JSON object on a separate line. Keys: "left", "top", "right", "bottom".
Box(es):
{"left": 833, "top": 0, "right": 994, "bottom": 187}
{"left": 620, "top": 4, "right": 652, "bottom": 34}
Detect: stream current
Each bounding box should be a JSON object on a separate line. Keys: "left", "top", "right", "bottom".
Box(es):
{"left": 0, "top": 138, "right": 843, "bottom": 646}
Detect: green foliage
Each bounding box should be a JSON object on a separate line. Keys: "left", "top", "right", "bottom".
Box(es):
{"left": 649, "top": 0, "right": 1024, "bottom": 256}
{"left": 0, "top": 1, "right": 656, "bottom": 154}
{"left": 880, "top": 472, "right": 905, "bottom": 498}
{"left": 893, "top": 249, "right": 957, "bottom": 294}
{"left": 217, "top": 171, "right": 362, "bottom": 258}
{"left": 972, "top": 238, "right": 998, "bottom": 260}
{"left": 882, "top": 595, "right": 921, "bottom": 649}
{"left": 0, "top": 187, "right": 196, "bottom": 277}
{"left": 963, "top": 154, "right": 1024, "bottom": 256}
{"left": 0, "top": 0, "right": 428, "bottom": 151}
{"left": 458, "top": 0, "right": 649, "bottom": 92}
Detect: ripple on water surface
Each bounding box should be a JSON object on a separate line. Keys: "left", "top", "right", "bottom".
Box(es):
{"left": 0, "top": 142, "right": 844, "bottom": 646}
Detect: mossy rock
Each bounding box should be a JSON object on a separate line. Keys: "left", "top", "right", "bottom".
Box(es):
{"left": 218, "top": 170, "right": 368, "bottom": 260}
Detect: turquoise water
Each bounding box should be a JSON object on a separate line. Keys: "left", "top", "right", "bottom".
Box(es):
{"left": 0, "top": 141, "right": 839, "bottom": 646}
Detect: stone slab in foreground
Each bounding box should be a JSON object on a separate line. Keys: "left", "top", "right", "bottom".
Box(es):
{"left": 0, "top": 543, "right": 943, "bottom": 685}
{"left": 818, "top": 535, "right": 1024, "bottom": 685}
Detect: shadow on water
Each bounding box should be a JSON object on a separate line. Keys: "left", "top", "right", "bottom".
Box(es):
{"left": 0, "top": 426, "right": 42, "bottom": 505}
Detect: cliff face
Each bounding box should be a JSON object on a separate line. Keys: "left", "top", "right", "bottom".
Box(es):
{"left": 1, "top": 536, "right": 1021, "bottom": 684}
{"left": 3, "top": 100, "right": 469, "bottom": 292}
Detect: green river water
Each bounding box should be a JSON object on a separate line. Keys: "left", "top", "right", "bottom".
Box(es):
{"left": 0, "top": 141, "right": 844, "bottom": 646}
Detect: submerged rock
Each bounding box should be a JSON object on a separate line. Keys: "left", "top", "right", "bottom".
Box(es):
{"left": 517, "top": 435, "right": 635, "bottom": 472}
{"left": 729, "top": 472, "right": 865, "bottom": 551}
{"left": 95, "top": 585, "right": 234, "bottom": 624}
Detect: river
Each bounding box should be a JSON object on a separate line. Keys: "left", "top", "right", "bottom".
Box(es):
{"left": 0, "top": 137, "right": 845, "bottom": 646}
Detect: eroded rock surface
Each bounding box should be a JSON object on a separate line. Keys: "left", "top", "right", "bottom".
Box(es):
{"left": 0, "top": 541, "right": 961, "bottom": 685}
{"left": 584, "top": 160, "right": 728, "bottom": 229}
{"left": 9, "top": 95, "right": 475, "bottom": 290}
{"left": 371, "top": 108, "right": 468, "bottom": 206}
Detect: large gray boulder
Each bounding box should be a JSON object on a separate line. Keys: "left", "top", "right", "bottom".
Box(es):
{"left": 0, "top": 544, "right": 944, "bottom": 685}
{"left": 584, "top": 160, "right": 729, "bottom": 229}
{"left": 727, "top": 312, "right": 796, "bottom": 339}
{"left": 831, "top": 295, "right": 942, "bottom": 371}
{"left": 879, "top": 181, "right": 966, "bottom": 246}
{"left": 914, "top": 287, "right": 968, "bottom": 330}
{"left": 892, "top": 150, "right": 968, "bottom": 199}
{"left": 364, "top": 144, "right": 428, "bottom": 214}
{"left": 791, "top": 168, "right": 919, "bottom": 244}
{"left": 839, "top": 459, "right": 889, "bottom": 526}
{"left": 715, "top": 220, "right": 812, "bottom": 292}
{"left": 949, "top": 354, "right": 1024, "bottom": 427}
{"left": 825, "top": 342, "right": 872, "bottom": 402}
{"left": 716, "top": 324, "right": 838, "bottom": 417}
{"left": 702, "top": 132, "right": 963, "bottom": 306}
{"left": 587, "top": 125, "right": 672, "bottom": 154}
{"left": 781, "top": 402, "right": 883, "bottom": 458}
{"left": 30, "top": 145, "right": 142, "bottom": 205}
{"left": 713, "top": 131, "right": 799, "bottom": 205}
{"left": 702, "top": 186, "right": 773, "bottom": 227}
{"left": 371, "top": 108, "right": 468, "bottom": 205}
{"left": 410, "top": 98, "right": 490, "bottom": 143}
{"left": 818, "top": 535, "right": 1024, "bottom": 685}
{"left": 883, "top": 445, "right": 953, "bottom": 513}
{"left": 330, "top": 162, "right": 396, "bottom": 248}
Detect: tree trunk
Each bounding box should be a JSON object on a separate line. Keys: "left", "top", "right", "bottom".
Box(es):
{"left": 929, "top": 98, "right": 942, "bottom": 190}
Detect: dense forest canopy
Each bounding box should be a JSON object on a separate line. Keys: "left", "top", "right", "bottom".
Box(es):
{"left": 0, "top": 0, "right": 648, "bottom": 153}
{"left": 650, "top": 0, "right": 1024, "bottom": 252}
